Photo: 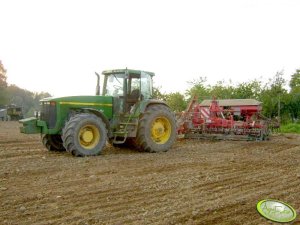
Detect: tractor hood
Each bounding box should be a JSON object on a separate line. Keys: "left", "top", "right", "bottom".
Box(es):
{"left": 40, "top": 95, "right": 113, "bottom": 106}
{"left": 19, "top": 95, "right": 114, "bottom": 135}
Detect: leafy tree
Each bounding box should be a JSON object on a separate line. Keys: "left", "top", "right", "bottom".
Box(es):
{"left": 152, "top": 86, "right": 167, "bottom": 101}
{"left": 289, "top": 69, "right": 300, "bottom": 91}
{"left": 0, "top": 60, "right": 52, "bottom": 116}
{"left": 165, "top": 92, "right": 187, "bottom": 112}
{"left": 7, "top": 85, "right": 51, "bottom": 117}
{"left": 186, "top": 77, "right": 210, "bottom": 101}
{"left": 33, "top": 92, "right": 52, "bottom": 108}
{"left": 259, "top": 71, "right": 288, "bottom": 120}
{"left": 233, "top": 80, "right": 262, "bottom": 99}
{"left": 0, "top": 61, "right": 7, "bottom": 86}
{"left": 210, "top": 80, "right": 235, "bottom": 99}
{"left": 0, "top": 60, "right": 8, "bottom": 106}
{"left": 153, "top": 86, "right": 187, "bottom": 112}
{"left": 7, "top": 85, "right": 35, "bottom": 115}
{"left": 287, "top": 69, "right": 300, "bottom": 121}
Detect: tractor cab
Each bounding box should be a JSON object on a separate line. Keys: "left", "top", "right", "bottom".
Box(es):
{"left": 101, "top": 69, "right": 154, "bottom": 113}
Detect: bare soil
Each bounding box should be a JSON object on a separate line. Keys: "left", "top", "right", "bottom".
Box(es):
{"left": 1, "top": 122, "right": 300, "bottom": 225}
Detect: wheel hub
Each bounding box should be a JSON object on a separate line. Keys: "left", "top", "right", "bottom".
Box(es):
{"left": 152, "top": 123, "right": 165, "bottom": 138}
{"left": 78, "top": 125, "right": 100, "bottom": 150}
{"left": 151, "top": 117, "right": 171, "bottom": 144}
{"left": 82, "top": 130, "right": 94, "bottom": 143}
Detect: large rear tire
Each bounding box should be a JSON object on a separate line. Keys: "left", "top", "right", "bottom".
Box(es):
{"left": 62, "top": 113, "right": 107, "bottom": 156}
{"left": 136, "top": 104, "right": 176, "bottom": 153}
{"left": 42, "top": 134, "right": 65, "bottom": 152}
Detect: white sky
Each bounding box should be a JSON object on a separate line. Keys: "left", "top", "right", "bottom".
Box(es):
{"left": 0, "top": 0, "right": 299, "bottom": 96}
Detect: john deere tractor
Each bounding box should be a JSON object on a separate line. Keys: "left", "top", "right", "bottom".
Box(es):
{"left": 20, "top": 69, "right": 176, "bottom": 156}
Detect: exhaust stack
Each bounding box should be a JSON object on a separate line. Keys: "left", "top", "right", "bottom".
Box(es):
{"left": 95, "top": 72, "right": 100, "bottom": 95}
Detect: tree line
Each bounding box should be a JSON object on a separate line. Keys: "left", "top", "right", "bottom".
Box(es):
{"left": 0, "top": 61, "right": 51, "bottom": 117}
{"left": 154, "top": 69, "right": 300, "bottom": 124}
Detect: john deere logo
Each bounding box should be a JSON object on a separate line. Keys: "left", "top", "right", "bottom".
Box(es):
{"left": 257, "top": 199, "right": 297, "bottom": 223}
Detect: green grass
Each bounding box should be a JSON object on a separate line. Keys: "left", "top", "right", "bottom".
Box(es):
{"left": 279, "top": 123, "right": 300, "bottom": 134}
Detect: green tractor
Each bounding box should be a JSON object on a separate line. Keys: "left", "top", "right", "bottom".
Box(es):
{"left": 20, "top": 69, "right": 176, "bottom": 156}
{"left": 7, "top": 105, "right": 23, "bottom": 121}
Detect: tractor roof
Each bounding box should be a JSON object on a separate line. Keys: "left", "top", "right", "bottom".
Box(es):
{"left": 102, "top": 69, "right": 155, "bottom": 76}
{"left": 200, "top": 99, "right": 262, "bottom": 107}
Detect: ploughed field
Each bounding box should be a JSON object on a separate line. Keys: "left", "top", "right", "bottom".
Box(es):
{"left": 1, "top": 122, "right": 300, "bottom": 225}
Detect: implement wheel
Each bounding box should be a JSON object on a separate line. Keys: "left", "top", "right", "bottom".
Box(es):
{"left": 42, "top": 134, "right": 65, "bottom": 152}
{"left": 136, "top": 104, "right": 176, "bottom": 152}
{"left": 62, "top": 113, "right": 107, "bottom": 156}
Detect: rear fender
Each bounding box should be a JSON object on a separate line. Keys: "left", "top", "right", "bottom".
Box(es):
{"left": 138, "top": 100, "right": 169, "bottom": 114}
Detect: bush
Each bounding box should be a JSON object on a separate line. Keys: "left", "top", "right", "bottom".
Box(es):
{"left": 280, "top": 123, "right": 300, "bottom": 134}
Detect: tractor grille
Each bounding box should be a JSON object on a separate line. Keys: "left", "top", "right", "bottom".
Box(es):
{"left": 40, "top": 102, "right": 57, "bottom": 129}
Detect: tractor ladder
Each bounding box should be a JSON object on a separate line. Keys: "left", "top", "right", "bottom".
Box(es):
{"left": 113, "top": 114, "right": 138, "bottom": 144}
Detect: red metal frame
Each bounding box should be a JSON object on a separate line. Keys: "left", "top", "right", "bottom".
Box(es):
{"left": 177, "top": 97, "right": 269, "bottom": 140}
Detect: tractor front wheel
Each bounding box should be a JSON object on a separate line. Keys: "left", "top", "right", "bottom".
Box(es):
{"left": 136, "top": 104, "right": 176, "bottom": 153}
{"left": 42, "top": 134, "right": 65, "bottom": 152}
{"left": 62, "top": 113, "right": 107, "bottom": 156}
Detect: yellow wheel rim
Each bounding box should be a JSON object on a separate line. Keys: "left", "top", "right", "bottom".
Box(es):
{"left": 78, "top": 124, "right": 100, "bottom": 150}
{"left": 151, "top": 116, "right": 172, "bottom": 144}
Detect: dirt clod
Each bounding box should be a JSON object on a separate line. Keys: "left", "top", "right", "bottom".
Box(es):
{"left": 19, "top": 206, "right": 26, "bottom": 212}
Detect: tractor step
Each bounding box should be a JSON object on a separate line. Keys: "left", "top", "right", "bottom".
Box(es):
{"left": 112, "top": 118, "right": 138, "bottom": 144}
{"left": 119, "top": 122, "right": 137, "bottom": 126}
{"left": 113, "top": 131, "right": 128, "bottom": 144}
{"left": 113, "top": 131, "right": 128, "bottom": 136}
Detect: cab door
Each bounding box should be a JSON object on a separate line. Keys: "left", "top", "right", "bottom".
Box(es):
{"left": 125, "top": 74, "right": 141, "bottom": 112}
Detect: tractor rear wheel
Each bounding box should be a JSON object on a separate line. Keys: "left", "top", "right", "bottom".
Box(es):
{"left": 62, "top": 113, "right": 107, "bottom": 156}
{"left": 136, "top": 104, "right": 176, "bottom": 153}
{"left": 42, "top": 134, "right": 65, "bottom": 152}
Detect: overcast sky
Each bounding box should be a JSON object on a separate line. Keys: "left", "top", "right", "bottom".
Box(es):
{"left": 0, "top": 0, "right": 299, "bottom": 96}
